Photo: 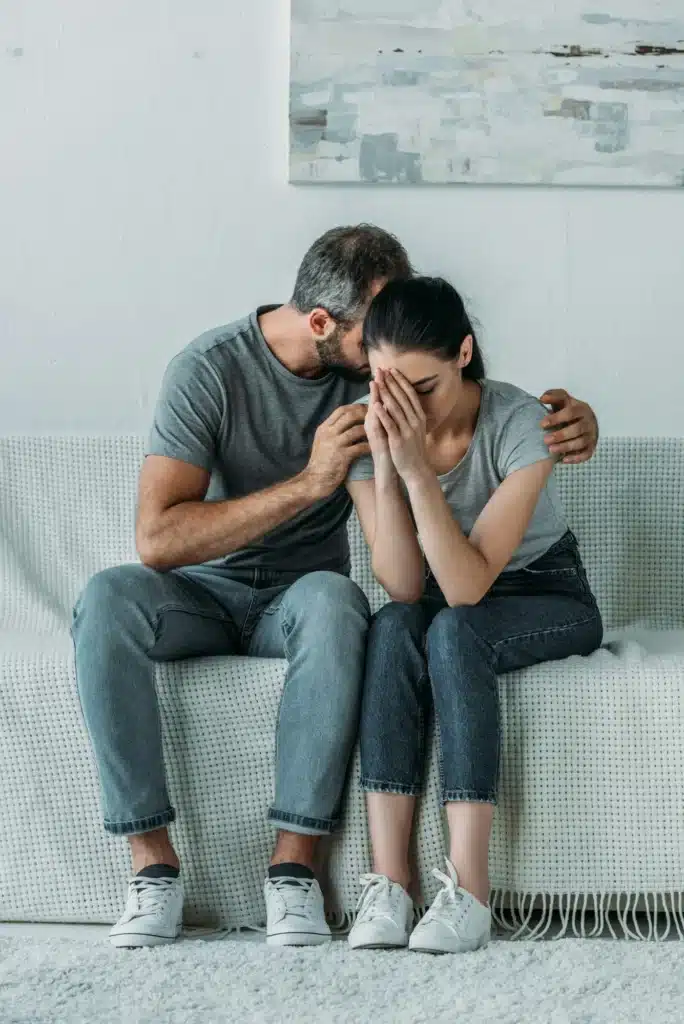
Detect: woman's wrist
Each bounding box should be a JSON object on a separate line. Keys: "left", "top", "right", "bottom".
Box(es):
{"left": 373, "top": 453, "right": 398, "bottom": 486}
{"left": 403, "top": 464, "right": 437, "bottom": 494}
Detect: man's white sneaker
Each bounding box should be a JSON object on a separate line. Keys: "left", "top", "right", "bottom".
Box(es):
{"left": 264, "top": 873, "right": 331, "bottom": 946}
{"left": 109, "top": 873, "right": 183, "bottom": 948}
{"left": 348, "top": 873, "right": 414, "bottom": 950}
{"left": 409, "top": 859, "right": 491, "bottom": 955}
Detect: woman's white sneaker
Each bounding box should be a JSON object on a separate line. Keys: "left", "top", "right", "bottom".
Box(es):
{"left": 409, "top": 860, "right": 491, "bottom": 955}
{"left": 348, "top": 873, "right": 414, "bottom": 950}
{"left": 264, "top": 873, "right": 331, "bottom": 946}
{"left": 109, "top": 872, "right": 183, "bottom": 948}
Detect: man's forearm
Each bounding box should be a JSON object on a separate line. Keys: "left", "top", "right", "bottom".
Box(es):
{"left": 137, "top": 470, "right": 322, "bottom": 571}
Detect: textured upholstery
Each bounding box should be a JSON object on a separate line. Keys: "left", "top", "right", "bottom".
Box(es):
{"left": 1, "top": 436, "right": 683, "bottom": 927}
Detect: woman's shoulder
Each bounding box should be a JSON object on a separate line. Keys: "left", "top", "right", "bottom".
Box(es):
{"left": 481, "top": 379, "right": 547, "bottom": 432}
{"left": 482, "top": 378, "right": 544, "bottom": 412}
{"left": 479, "top": 380, "right": 551, "bottom": 477}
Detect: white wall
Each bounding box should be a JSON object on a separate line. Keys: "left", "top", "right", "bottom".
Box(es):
{"left": 1, "top": 0, "right": 683, "bottom": 435}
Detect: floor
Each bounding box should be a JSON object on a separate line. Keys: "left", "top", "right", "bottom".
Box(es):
{"left": 0, "top": 922, "right": 260, "bottom": 942}
{"left": 2, "top": 915, "right": 681, "bottom": 943}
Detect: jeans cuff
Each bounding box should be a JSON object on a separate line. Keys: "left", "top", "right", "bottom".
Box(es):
{"left": 103, "top": 807, "right": 176, "bottom": 836}
{"left": 268, "top": 808, "right": 338, "bottom": 836}
{"left": 360, "top": 777, "right": 421, "bottom": 797}
{"left": 442, "top": 789, "right": 497, "bottom": 805}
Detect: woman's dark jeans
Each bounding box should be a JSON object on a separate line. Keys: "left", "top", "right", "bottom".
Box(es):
{"left": 360, "top": 531, "right": 603, "bottom": 804}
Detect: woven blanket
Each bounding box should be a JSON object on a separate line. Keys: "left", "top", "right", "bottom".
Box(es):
{"left": 1, "top": 436, "right": 684, "bottom": 933}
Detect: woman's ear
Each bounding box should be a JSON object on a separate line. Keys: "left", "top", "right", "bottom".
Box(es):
{"left": 459, "top": 334, "right": 474, "bottom": 369}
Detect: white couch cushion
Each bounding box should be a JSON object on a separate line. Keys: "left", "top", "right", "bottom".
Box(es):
{"left": 2, "top": 436, "right": 684, "bottom": 930}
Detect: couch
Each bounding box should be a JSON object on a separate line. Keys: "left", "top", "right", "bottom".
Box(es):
{"left": 1, "top": 436, "right": 683, "bottom": 938}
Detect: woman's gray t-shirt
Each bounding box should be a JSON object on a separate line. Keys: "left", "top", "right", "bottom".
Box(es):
{"left": 346, "top": 379, "right": 568, "bottom": 572}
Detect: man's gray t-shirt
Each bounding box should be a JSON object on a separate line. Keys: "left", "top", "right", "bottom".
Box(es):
{"left": 147, "top": 308, "right": 367, "bottom": 572}
{"left": 346, "top": 379, "right": 568, "bottom": 572}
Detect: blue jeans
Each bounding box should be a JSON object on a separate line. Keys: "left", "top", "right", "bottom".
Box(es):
{"left": 360, "top": 532, "right": 603, "bottom": 804}
{"left": 72, "top": 565, "right": 370, "bottom": 836}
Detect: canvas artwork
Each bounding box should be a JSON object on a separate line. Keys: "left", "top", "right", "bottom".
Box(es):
{"left": 289, "top": 1, "right": 684, "bottom": 186}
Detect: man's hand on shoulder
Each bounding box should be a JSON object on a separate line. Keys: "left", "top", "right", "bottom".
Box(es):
{"left": 539, "top": 389, "right": 598, "bottom": 465}
{"left": 303, "top": 404, "right": 370, "bottom": 499}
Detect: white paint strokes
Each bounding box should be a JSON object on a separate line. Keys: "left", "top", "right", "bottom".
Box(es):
{"left": 290, "top": 1, "right": 684, "bottom": 186}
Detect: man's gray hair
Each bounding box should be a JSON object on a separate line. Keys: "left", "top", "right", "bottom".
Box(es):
{"left": 291, "top": 224, "right": 412, "bottom": 327}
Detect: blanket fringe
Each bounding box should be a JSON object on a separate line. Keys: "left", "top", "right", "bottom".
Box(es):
{"left": 200, "top": 890, "right": 684, "bottom": 941}
{"left": 489, "top": 889, "right": 684, "bottom": 940}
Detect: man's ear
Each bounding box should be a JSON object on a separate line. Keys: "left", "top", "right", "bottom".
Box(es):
{"left": 309, "top": 307, "right": 335, "bottom": 339}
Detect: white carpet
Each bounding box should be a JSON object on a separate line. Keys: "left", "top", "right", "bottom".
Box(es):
{"left": 1, "top": 935, "right": 682, "bottom": 1024}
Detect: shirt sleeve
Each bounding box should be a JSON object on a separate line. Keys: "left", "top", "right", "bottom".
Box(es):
{"left": 499, "top": 396, "right": 554, "bottom": 478}
{"left": 346, "top": 450, "right": 376, "bottom": 483}
{"left": 146, "top": 350, "right": 225, "bottom": 472}
{"left": 345, "top": 393, "right": 375, "bottom": 483}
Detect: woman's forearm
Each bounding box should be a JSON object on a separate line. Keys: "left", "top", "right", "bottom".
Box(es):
{"left": 371, "top": 459, "right": 424, "bottom": 602}
{"left": 405, "top": 470, "right": 489, "bottom": 606}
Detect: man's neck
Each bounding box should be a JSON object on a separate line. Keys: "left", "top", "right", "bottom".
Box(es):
{"left": 258, "top": 305, "right": 327, "bottom": 379}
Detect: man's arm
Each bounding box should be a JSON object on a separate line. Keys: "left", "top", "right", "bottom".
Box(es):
{"left": 136, "top": 405, "right": 369, "bottom": 571}
{"left": 539, "top": 389, "right": 599, "bottom": 464}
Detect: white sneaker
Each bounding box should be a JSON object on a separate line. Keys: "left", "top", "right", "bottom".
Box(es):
{"left": 109, "top": 874, "right": 183, "bottom": 948}
{"left": 348, "top": 873, "right": 414, "bottom": 950}
{"left": 409, "top": 860, "right": 491, "bottom": 955}
{"left": 264, "top": 874, "right": 331, "bottom": 946}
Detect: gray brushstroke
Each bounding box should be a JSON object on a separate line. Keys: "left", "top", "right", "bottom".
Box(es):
{"left": 581, "top": 13, "right": 676, "bottom": 28}
{"left": 290, "top": 4, "right": 684, "bottom": 187}
{"left": 545, "top": 98, "right": 592, "bottom": 120}
{"left": 580, "top": 67, "right": 684, "bottom": 90}
{"left": 592, "top": 102, "right": 629, "bottom": 153}
{"left": 359, "top": 134, "right": 421, "bottom": 183}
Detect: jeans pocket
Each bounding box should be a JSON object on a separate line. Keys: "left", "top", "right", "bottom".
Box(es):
{"left": 520, "top": 531, "right": 583, "bottom": 576}
{"left": 513, "top": 533, "right": 598, "bottom": 604}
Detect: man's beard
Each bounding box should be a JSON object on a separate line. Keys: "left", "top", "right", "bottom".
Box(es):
{"left": 316, "top": 328, "right": 371, "bottom": 383}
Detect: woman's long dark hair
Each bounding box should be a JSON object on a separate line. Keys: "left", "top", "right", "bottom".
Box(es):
{"left": 363, "top": 276, "right": 485, "bottom": 380}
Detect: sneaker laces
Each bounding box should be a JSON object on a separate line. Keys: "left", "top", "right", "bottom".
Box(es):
{"left": 128, "top": 876, "right": 178, "bottom": 919}
{"left": 356, "top": 873, "right": 399, "bottom": 922}
{"left": 424, "top": 859, "right": 465, "bottom": 925}
{"left": 268, "top": 876, "right": 315, "bottom": 920}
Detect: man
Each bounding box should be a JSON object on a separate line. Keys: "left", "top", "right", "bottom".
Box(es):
{"left": 72, "top": 225, "right": 599, "bottom": 948}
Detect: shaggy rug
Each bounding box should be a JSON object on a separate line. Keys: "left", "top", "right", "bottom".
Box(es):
{"left": 0, "top": 934, "right": 682, "bottom": 1024}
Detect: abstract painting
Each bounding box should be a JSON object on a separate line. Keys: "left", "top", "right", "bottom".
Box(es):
{"left": 289, "top": 1, "right": 684, "bottom": 186}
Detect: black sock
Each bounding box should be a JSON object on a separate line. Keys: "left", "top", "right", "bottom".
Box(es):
{"left": 136, "top": 864, "right": 180, "bottom": 880}
{"left": 268, "top": 862, "right": 315, "bottom": 883}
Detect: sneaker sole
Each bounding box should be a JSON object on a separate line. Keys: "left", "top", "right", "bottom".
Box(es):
{"left": 349, "top": 939, "right": 408, "bottom": 950}
{"left": 266, "top": 931, "right": 331, "bottom": 947}
{"left": 110, "top": 930, "right": 181, "bottom": 949}
{"left": 408, "top": 937, "right": 489, "bottom": 955}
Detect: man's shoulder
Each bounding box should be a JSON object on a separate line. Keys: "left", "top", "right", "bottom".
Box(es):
{"left": 183, "top": 312, "right": 257, "bottom": 362}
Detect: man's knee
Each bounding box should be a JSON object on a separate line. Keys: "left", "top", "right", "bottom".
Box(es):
{"left": 284, "top": 571, "right": 371, "bottom": 627}
{"left": 74, "top": 564, "right": 153, "bottom": 624}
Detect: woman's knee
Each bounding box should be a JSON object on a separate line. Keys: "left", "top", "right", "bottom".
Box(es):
{"left": 370, "top": 600, "right": 427, "bottom": 642}
{"left": 426, "top": 605, "right": 489, "bottom": 659}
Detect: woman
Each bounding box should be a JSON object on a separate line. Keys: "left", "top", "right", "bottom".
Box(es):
{"left": 346, "top": 277, "right": 602, "bottom": 955}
